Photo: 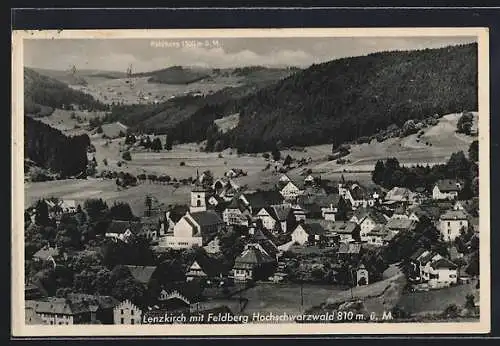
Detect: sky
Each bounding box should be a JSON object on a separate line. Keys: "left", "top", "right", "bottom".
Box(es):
{"left": 24, "top": 36, "right": 477, "bottom": 73}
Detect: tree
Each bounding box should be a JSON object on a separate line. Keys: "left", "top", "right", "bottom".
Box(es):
{"left": 34, "top": 200, "right": 50, "bottom": 226}
{"left": 372, "top": 160, "right": 385, "bottom": 185}
{"left": 84, "top": 198, "right": 108, "bottom": 222}
{"left": 442, "top": 304, "right": 460, "bottom": 318}
{"left": 108, "top": 202, "right": 135, "bottom": 221}
{"left": 144, "top": 196, "right": 152, "bottom": 217}
{"left": 151, "top": 138, "right": 163, "bottom": 152}
{"left": 125, "top": 134, "right": 136, "bottom": 145}
{"left": 122, "top": 151, "right": 132, "bottom": 161}
{"left": 457, "top": 111, "right": 474, "bottom": 135}
{"left": 165, "top": 135, "right": 173, "bottom": 151}
{"left": 283, "top": 155, "right": 293, "bottom": 167}
{"left": 271, "top": 146, "right": 281, "bottom": 161}
{"left": 464, "top": 294, "right": 476, "bottom": 310}
{"left": 336, "top": 197, "right": 350, "bottom": 221}
{"left": 468, "top": 140, "right": 479, "bottom": 162}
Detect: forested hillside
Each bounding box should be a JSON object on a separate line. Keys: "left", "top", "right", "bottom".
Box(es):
{"left": 133, "top": 66, "right": 209, "bottom": 84}
{"left": 24, "top": 116, "right": 90, "bottom": 178}
{"left": 168, "top": 43, "right": 478, "bottom": 152}
{"left": 103, "top": 67, "right": 298, "bottom": 133}
{"left": 24, "top": 68, "right": 108, "bottom": 116}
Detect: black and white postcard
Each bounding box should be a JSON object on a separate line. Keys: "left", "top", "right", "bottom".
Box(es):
{"left": 11, "top": 27, "right": 491, "bottom": 336}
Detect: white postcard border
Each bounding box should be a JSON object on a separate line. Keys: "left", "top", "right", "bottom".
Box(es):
{"left": 11, "top": 27, "right": 491, "bottom": 336}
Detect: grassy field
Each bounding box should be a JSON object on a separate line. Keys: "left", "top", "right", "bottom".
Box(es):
{"left": 283, "top": 113, "right": 477, "bottom": 176}
{"left": 24, "top": 178, "right": 192, "bottom": 216}
{"left": 25, "top": 111, "right": 477, "bottom": 215}
{"left": 36, "top": 109, "right": 106, "bottom": 136}
{"left": 397, "top": 280, "right": 479, "bottom": 315}
{"left": 70, "top": 76, "right": 241, "bottom": 105}
{"left": 239, "top": 282, "right": 344, "bottom": 316}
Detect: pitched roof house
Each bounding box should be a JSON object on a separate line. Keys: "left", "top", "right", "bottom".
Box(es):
{"left": 290, "top": 222, "right": 327, "bottom": 246}
{"left": 240, "top": 190, "right": 285, "bottom": 214}
{"left": 385, "top": 187, "right": 415, "bottom": 202}
{"left": 33, "top": 245, "right": 59, "bottom": 262}
{"left": 232, "top": 245, "right": 276, "bottom": 282}
{"left": 432, "top": 179, "right": 463, "bottom": 200}
{"left": 105, "top": 220, "right": 144, "bottom": 242}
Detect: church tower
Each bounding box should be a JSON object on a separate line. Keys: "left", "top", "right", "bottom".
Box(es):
{"left": 190, "top": 186, "right": 208, "bottom": 213}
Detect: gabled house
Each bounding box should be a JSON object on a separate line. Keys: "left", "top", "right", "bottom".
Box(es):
{"left": 255, "top": 205, "right": 291, "bottom": 234}
{"left": 432, "top": 179, "right": 463, "bottom": 200}
{"left": 385, "top": 187, "right": 415, "bottom": 204}
{"left": 185, "top": 253, "right": 228, "bottom": 282}
{"left": 33, "top": 245, "right": 59, "bottom": 263}
{"left": 298, "top": 194, "right": 341, "bottom": 221}
{"left": 408, "top": 249, "right": 444, "bottom": 284}
{"left": 114, "top": 300, "right": 142, "bottom": 325}
{"left": 290, "top": 222, "right": 327, "bottom": 246}
{"left": 231, "top": 245, "right": 276, "bottom": 282}
{"left": 245, "top": 226, "right": 279, "bottom": 258}
{"left": 203, "top": 237, "right": 221, "bottom": 254}
{"left": 105, "top": 220, "right": 144, "bottom": 243}
{"left": 366, "top": 225, "right": 389, "bottom": 246}
{"left": 66, "top": 294, "right": 120, "bottom": 324}
{"left": 45, "top": 199, "right": 78, "bottom": 216}
{"left": 384, "top": 218, "right": 416, "bottom": 234}
{"left": 304, "top": 173, "right": 321, "bottom": 186}
{"left": 26, "top": 297, "right": 102, "bottom": 325}
{"left": 280, "top": 180, "right": 305, "bottom": 201}
{"left": 350, "top": 208, "right": 388, "bottom": 241}
{"left": 240, "top": 190, "right": 286, "bottom": 215}
{"left": 338, "top": 242, "right": 362, "bottom": 257}
{"left": 439, "top": 209, "right": 469, "bottom": 242}
{"left": 161, "top": 210, "right": 224, "bottom": 249}
{"left": 338, "top": 183, "right": 377, "bottom": 209}
{"left": 428, "top": 258, "right": 458, "bottom": 288}
{"left": 327, "top": 221, "right": 361, "bottom": 243}
{"left": 222, "top": 198, "right": 251, "bottom": 226}
{"left": 213, "top": 178, "right": 240, "bottom": 201}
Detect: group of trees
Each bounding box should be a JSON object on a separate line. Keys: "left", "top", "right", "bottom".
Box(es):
{"left": 457, "top": 111, "right": 475, "bottom": 135}
{"left": 372, "top": 145, "right": 479, "bottom": 197}
{"left": 25, "top": 117, "right": 90, "bottom": 178}
{"left": 181, "top": 43, "right": 478, "bottom": 153}
{"left": 24, "top": 68, "right": 108, "bottom": 114}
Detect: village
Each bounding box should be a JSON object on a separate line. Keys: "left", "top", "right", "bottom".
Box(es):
{"left": 24, "top": 140, "right": 480, "bottom": 325}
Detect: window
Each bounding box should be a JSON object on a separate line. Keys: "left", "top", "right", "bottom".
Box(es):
{"left": 131, "top": 310, "right": 134, "bottom": 316}
{"left": 197, "top": 199, "right": 201, "bottom": 207}
{"left": 121, "top": 318, "right": 124, "bottom": 324}
{"left": 121, "top": 309, "right": 124, "bottom": 314}
{"left": 447, "top": 222, "right": 451, "bottom": 226}
{"left": 131, "top": 319, "right": 135, "bottom": 325}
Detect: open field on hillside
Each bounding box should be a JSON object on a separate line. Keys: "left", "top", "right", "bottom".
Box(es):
{"left": 26, "top": 110, "right": 478, "bottom": 213}
{"left": 70, "top": 76, "right": 242, "bottom": 105}
{"left": 36, "top": 109, "right": 106, "bottom": 136}
{"left": 24, "top": 178, "right": 192, "bottom": 216}
{"left": 397, "top": 280, "right": 479, "bottom": 316}
{"left": 282, "top": 113, "right": 477, "bottom": 175}
{"left": 240, "top": 283, "right": 344, "bottom": 316}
